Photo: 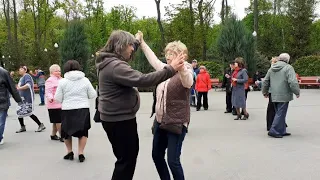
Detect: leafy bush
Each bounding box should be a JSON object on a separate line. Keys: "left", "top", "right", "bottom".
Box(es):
{"left": 198, "top": 61, "right": 224, "bottom": 81}
{"left": 255, "top": 51, "right": 271, "bottom": 77}
{"left": 292, "top": 55, "right": 320, "bottom": 76}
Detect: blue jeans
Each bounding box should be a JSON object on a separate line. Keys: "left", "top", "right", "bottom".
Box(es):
{"left": 269, "top": 102, "right": 289, "bottom": 135}
{"left": 0, "top": 110, "right": 8, "bottom": 142}
{"left": 39, "top": 86, "right": 45, "bottom": 104}
{"left": 152, "top": 122, "right": 187, "bottom": 180}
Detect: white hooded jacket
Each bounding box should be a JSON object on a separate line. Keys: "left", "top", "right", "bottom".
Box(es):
{"left": 55, "top": 70, "right": 97, "bottom": 110}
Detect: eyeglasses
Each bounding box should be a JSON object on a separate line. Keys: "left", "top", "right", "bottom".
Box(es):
{"left": 165, "top": 52, "right": 177, "bottom": 58}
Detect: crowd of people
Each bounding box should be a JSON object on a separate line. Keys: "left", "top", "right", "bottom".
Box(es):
{"left": 0, "top": 29, "right": 301, "bottom": 179}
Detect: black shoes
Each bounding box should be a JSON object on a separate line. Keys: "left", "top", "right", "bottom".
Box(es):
{"left": 79, "top": 154, "right": 85, "bottom": 163}
{"left": 241, "top": 113, "right": 249, "bottom": 120}
{"left": 64, "top": 152, "right": 74, "bottom": 160}
{"left": 234, "top": 115, "right": 242, "bottom": 120}
{"left": 51, "top": 135, "right": 64, "bottom": 142}
{"left": 64, "top": 152, "right": 85, "bottom": 162}
{"left": 268, "top": 132, "right": 283, "bottom": 138}
{"left": 51, "top": 135, "right": 60, "bottom": 141}
{"left": 283, "top": 133, "right": 291, "bottom": 136}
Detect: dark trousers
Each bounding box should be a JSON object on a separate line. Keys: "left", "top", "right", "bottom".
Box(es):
{"left": 152, "top": 122, "right": 187, "bottom": 180}
{"left": 266, "top": 94, "right": 275, "bottom": 131}
{"left": 102, "top": 118, "right": 139, "bottom": 180}
{"left": 18, "top": 114, "right": 41, "bottom": 127}
{"left": 39, "top": 85, "right": 45, "bottom": 104}
{"left": 197, "top": 92, "right": 208, "bottom": 110}
{"left": 269, "top": 102, "right": 289, "bottom": 135}
{"left": 226, "top": 91, "right": 232, "bottom": 112}
{"left": 266, "top": 94, "right": 288, "bottom": 131}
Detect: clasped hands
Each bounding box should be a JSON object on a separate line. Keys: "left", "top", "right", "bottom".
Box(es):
{"left": 135, "top": 30, "right": 185, "bottom": 72}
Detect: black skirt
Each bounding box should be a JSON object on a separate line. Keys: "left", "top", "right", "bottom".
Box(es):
{"left": 48, "top": 109, "right": 62, "bottom": 123}
{"left": 61, "top": 108, "right": 91, "bottom": 139}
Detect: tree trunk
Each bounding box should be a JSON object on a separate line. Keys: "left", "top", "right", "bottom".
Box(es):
{"left": 13, "top": 0, "right": 18, "bottom": 45}
{"left": 198, "top": 0, "right": 207, "bottom": 60}
{"left": 254, "top": 0, "right": 259, "bottom": 42}
{"left": 4, "top": 0, "right": 12, "bottom": 44}
{"left": 155, "top": 0, "right": 165, "bottom": 50}
{"left": 221, "top": 0, "right": 225, "bottom": 24}
{"left": 189, "top": 0, "right": 195, "bottom": 58}
{"left": 225, "top": 0, "right": 228, "bottom": 17}
{"left": 273, "top": 0, "right": 277, "bottom": 15}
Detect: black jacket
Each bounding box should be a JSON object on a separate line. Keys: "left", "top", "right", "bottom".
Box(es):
{"left": 222, "top": 68, "right": 233, "bottom": 93}
{"left": 0, "top": 67, "right": 22, "bottom": 110}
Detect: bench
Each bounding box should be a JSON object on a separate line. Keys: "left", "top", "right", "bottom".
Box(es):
{"left": 299, "top": 76, "right": 320, "bottom": 89}
{"left": 210, "top": 78, "right": 222, "bottom": 91}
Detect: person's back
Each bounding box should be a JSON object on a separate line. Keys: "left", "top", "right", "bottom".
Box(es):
{"left": 267, "top": 61, "right": 299, "bottom": 102}
{"left": 56, "top": 70, "right": 96, "bottom": 110}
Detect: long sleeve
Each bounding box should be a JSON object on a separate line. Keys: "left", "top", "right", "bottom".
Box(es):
{"left": 54, "top": 81, "right": 64, "bottom": 103}
{"left": 45, "top": 79, "right": 54, "bottom": 100}
{"left": 262, "top": 70, "right": 271, "bottom": 95}
{"left": 207, "top": 73, "right": 212, "bottom": 90}
{"left": 237, "top": 70, "right": 248, "bottom": 84}
{"left": 5, "top": 71, "right": 22, "bottom": 103}
{"left": 112, "top": 62, "right": 175, "bottom": 87}
{"left": 140, "top": 41, "right": 166, "bottom": 71}
{"left": 86, "top": 78, "right": 97, "bottom": 99}
{"left": 195, "top": 76, "right": 200, "bottom": 91}
{"left": 178, "top": 62, "right": 194, "bottom": 88}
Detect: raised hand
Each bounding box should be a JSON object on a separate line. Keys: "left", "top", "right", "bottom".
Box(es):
{"left": 170, "top": 53, "right": 185, "bottom": 72}
{"left": 135, "top": 30, "right": 144, "bottom": 43}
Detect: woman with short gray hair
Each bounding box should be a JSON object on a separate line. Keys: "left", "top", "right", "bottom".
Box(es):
{"left": 96, "top": 30, "right": 185, "bottom": 180}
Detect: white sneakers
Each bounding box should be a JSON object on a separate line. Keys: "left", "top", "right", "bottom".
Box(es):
{"left": 0, "top": 139, "right": 4, "bottom": 145}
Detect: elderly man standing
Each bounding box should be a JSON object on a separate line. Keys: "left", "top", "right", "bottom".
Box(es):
{"left": 262, "top": 53, "right": 300, "bottom": 138}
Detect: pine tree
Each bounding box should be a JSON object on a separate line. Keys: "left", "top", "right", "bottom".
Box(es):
{"left": 217, "top": 16, "right": 256, "bottom": 76}
{"left": 287, "top": 0, "right": 316, "bottom": 60}
{"left": 59, "top": 21, "right": 90, "bottom": 73}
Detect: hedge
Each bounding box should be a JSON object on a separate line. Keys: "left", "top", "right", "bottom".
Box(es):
{"left": 198, "top": 61, "right": 224, "bottom": 81}
{"left": 292, "top": 55, "right": 320, "bottom": 76}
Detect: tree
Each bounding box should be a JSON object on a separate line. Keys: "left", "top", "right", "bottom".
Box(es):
{"left": 217, "top": 16, "right": 256, "bottom": 76}
{"left": 155, "top": 0, "right": 166, "bottom": 50}
{"left": 59, "top": 21, "right": 90, "bottom": 73}
{"left": 287, "top": 0, "right": 317, "bottom": 60}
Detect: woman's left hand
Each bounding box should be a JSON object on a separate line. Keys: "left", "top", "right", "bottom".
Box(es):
{"left": 232, "top": 78, "right": 237, "bottom": 81}
{"left": 135, "top": 30, "right": 144, "bottom": 43}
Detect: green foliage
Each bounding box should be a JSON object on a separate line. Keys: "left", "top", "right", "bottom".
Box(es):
{"left": 217, "top": 16, "right": 256, "bottom": 76}
{"left": 292, "top": 55, "right": 320, "bottom": 76}
{"left": 309, "top": 20, "right": 320, "bottom": 55}
{"left": 255, "top": 51, "right": 271, "bottom": 76}
{"left": 59, "top": 21, "right": 90, "bottom": 73}
{"left": 198, "top": 61, "right": 224, "bottom": 80}
{"left": 287, "top": 0, "right": 316, "bottom": 60}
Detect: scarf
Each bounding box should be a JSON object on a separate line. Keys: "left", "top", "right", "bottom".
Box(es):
{"left": 232, "top": 67, "right": 240, "bottom": 87}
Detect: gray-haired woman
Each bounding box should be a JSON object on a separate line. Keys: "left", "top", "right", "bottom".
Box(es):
{"left": 95, "top": 30, "right": 185, "bottom": 180}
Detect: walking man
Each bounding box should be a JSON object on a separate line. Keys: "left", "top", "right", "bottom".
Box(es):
{"left": 262, "top": 53, "right": 300, "bottom": 138}
{"left": 0, "top": 66, "right": 22, "bottom": 145}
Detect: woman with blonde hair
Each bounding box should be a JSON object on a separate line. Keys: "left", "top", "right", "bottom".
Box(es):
{"left": 95, "top": 30, "right": 184, "bottom": 180}
{"left": 45, "top": 64, "right": 63, "bottom": 142}
{"left": 137, "top": 31, "right": 193, "bottom": 180}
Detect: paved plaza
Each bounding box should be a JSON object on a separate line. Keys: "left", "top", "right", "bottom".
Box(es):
{"left": 1, "top": 89, "right": 320, "bottom": 180}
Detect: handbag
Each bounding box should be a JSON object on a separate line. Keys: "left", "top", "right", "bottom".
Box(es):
{"left": 93, "top": 70, "right": 102, "bottom": 123}
{"left": 16, "top": 85, "right": 34, "bottom": 118}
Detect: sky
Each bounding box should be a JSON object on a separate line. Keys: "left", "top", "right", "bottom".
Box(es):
{"left": 104, "top": 0, "right": 251, "bottom": 23}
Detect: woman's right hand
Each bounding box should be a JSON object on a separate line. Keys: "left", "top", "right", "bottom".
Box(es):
{"left": 170, "top": 53, "right": 185, "bottom": 72}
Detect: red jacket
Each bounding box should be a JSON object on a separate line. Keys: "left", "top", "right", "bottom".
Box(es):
{"left": 195, "top": 69, "right": 212, "bottom": 92}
